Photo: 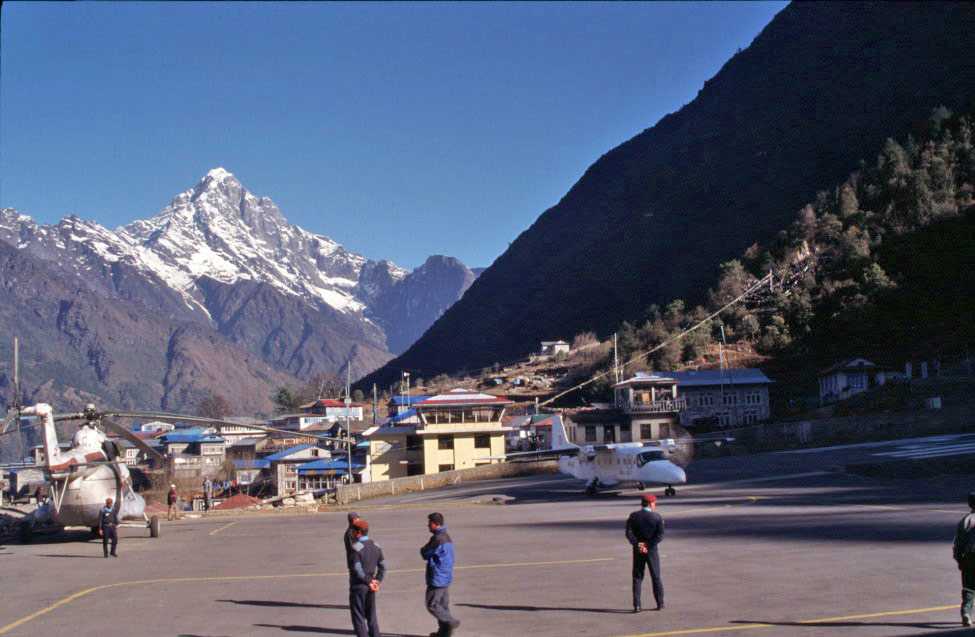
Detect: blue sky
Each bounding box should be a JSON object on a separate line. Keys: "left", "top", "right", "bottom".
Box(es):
{"left": 1, "top": 1, "right": 786, "bottom": 270}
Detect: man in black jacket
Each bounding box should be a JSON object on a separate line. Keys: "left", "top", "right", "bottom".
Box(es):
{"left": 99, "top": 497, "right": 119, "bottom": 558}
{"left": 626, "top": 494, "right": 664, "bottom": 612}
{"left": 344, "top": 512, "right": 360, "bottom": 569}
{"left": 348, "top": 519, "right": 385, "bottom": 637}
{"left": 953, "top": 492, "right": 975, "bottom": 626}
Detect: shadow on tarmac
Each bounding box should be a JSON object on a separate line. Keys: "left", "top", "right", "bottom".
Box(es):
{"left": 219, "top": 599, "right": 348, "bottom": 610}
{"left": 254, "top": 625, "right": 425, "bottom": 636}
{"left": 732, "top": 619, "right": 961, "bottom": 630}
{"left": 36, "top": 553, "right": 107, "bottom": 559}
{"left": 457, "top": 602, "right": 632, "bottom": 614}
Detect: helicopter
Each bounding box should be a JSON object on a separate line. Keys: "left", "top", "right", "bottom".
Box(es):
{"left": 1, "top": 403, "right": 357, "bottom": 543}
{"left": 5, "top": 403, "right": 165, "bottom": 543}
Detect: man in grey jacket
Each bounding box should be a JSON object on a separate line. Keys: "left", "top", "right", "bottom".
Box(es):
{"left": 954, "top": 492, "right": 975, "bottom": 627}
{"left": 348, "top": 519, "right": 385, "bottom": 637}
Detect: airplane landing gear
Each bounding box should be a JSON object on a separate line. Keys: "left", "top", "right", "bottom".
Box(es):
{"left": 664, "top": 486, "right": 677, "bottom": 497}
{"left": 585, "top": 478, "right": 601, "bottom": 496}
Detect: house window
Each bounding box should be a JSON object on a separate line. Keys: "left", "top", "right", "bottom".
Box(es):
{"left": 744, "top": 410, "right": 759, "bottom": 425}
{"left": 584, "top": 426, "right": 597, "bottom": 442}
{"left": 722, "top": 393, "right": 737, "bottom": 405}
{"left": 640, "top": 424, "right": 653, "bottom": 440}
{"left": 700, "top": 394, "right": 714, "bottom": 407}
{"left": 406, "top": 435, "right": 421, "bottom": 451}
{"left": 620, "top": 428, "right": 632, "bottom": 443}
{"left": 746, "top": 392, "right": 763, "bottom": 405}
{"left": 849, "top": 374, "right": 865, "bottom": 390}
{"left": 474, "top": 434, "right": 491, "bottom": 449}
{"left": 438, "top": 436, "right": 454, "bottom": 450}
{"left": 717, "top": 412, "right": 732, "bottom": 427}
{"left": 438, "top": 464, "right": 454, "bottom": 473}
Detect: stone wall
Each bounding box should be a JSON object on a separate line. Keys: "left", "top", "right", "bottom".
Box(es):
{"left": 334, "top": 460, "right": 559, "bottom": 505}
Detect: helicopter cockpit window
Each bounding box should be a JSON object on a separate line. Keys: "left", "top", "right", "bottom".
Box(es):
{"left": 636, "top": 450, "right": 665, "bottom": 466}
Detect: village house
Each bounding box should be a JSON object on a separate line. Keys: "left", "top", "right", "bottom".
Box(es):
{"left": 270, "top": 413, "right": 332, "bottom": 432}
{"left": 299, "top": 398, "right": 365, "bottom": 422}
{"left": 210, "top": 417, "right": 269, "bottom": 446}
{"left": 539, "top": 340, "right": 570, "bottom": 357}
{"left": 158, "top": 431, "right": 227, "bottom": 478}
{"left": 264, "top": 444, "right": 331, "bottom": 496}
{"left": 367, "top": 389, "right": 510, "bottom": 481}
{"left": 818, "top": 358, "right": 895, "bottom": 405}
{"left": 388, "top": 395, "right": 430, "bottom": 417}
{"left": 296, "top": 457, "right": 366, "bottom": 491}
{"left": 667, "top": 369, "right": 773, "bottom": 428}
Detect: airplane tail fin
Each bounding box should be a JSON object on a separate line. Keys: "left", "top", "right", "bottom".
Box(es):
{"left": 550, "top": 414, "right": 574, "bottom": 449}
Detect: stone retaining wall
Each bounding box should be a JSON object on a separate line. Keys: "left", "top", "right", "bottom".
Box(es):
{"left": 335, "top": 460, "right": 559, "bottom": 505}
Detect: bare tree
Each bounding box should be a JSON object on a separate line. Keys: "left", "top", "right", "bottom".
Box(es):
{"left": 197, "top": 392, "right": 231, "bottom": 419}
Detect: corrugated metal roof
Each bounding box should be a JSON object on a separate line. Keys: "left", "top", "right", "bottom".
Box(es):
{"left": 391, "top": 395, "right": 430, "bottom": 406}
{"left": 160, "top": 432, "right": 225, "bottom": 444}
{"left": 390, "top": 408, "right": 417, "bottom": 423}
{"left": 297, "top": 458, "right": 365, "bottom": 474}
{"left": 666, "top": 369, "right": 772, "bottom": 387}
{"left": 264, "top": 444, "right": 316, "bottom": 461}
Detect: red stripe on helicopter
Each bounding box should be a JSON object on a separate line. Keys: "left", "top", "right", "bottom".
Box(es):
{"left": 48, "top": 451, "right": 106, "bottom": 472}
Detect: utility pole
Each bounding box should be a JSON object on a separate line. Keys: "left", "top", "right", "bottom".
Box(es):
{"left": 345, "top": 361, "right": 352, "bottom": 485}
{"left": 12, "top": 337, "right": 20, "bottom": 411}
{"left": 613, "top": 332, "right": 620, "bottom": 384}
{"left": 372, "top": 383, "right": 378, "bottom": 426}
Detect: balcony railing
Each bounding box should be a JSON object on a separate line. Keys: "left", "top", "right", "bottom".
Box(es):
{"left": 620, "top": 398, "right": 687, "bottom": 413}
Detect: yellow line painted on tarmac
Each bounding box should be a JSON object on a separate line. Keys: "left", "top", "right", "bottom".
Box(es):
{"left": 617, "top": 603, "right": 957, "bottom": 637}
{"left": 208, "top": 520, "right": 239, "bottom": 536}
{"left": 0, "top": 557, "right": 613, "bottom": 635}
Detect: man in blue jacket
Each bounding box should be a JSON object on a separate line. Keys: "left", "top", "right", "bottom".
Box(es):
{"left": 421, "top": 512, "right": 460, "bottom": 636}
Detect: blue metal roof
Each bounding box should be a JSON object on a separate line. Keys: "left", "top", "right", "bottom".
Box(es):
{"left": 264, "top": 444, "right": 316, "bottom": 462}
{"left": 297, "top": 458, "right": 365, "bottom": 474}
{"left": 663, "top": 369, "right": 772, "bottom": 387}
{"left": 160, "top": 432, "right": 224, "bottom": 444}
{"left": 389, "top": 408, "right": 417, "bottom": 423}
{"left": 232, "top": 459, "right": 270, "bottom": 470}
{"left": 391, "top": 396, "right": 430, "bottom": 406}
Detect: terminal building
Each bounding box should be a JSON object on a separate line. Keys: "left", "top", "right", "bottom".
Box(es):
{"left": 366, "top": 389, "right": 510, "bottom": 480}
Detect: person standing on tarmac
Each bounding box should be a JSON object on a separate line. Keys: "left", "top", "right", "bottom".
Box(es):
{"left": 421, "top": 512, "right": 460, "bottom": 636}
{"left": 99, "top": 497, "right": 119, "bottom": 558}
{"left": 626, "top": 494, "right": 665, "bottom": 613}
{"left": 167, "top": 484, "right": 180, "bottom": 521}
{"left": 953, "top": 492, "right": 975, "bottom": 626}
{"left": 347, "top": 519, "right": 385, "bottom": 637}
{"left": 344, "top": 512, "right": 361, "bottom": 569}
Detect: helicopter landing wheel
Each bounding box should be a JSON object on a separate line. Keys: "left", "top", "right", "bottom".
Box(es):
{"left": 664, "top": 486, "right": 676, "bottom": 497}
{"left": 149, "top": 516, "right": 160, "bottom": 538}
{"left": 90, "top": 526, "right": 101, "bottom": 540}
{"left": 637, "top": 482, "right": 646, "bottom": 491}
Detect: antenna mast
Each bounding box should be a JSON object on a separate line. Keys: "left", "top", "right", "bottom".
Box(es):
{"left": 13, "top": 337, "right": 20, "bottom": 411}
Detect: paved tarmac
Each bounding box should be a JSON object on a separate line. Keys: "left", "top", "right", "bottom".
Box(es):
{"left": 2, "top": 432, "right": 975, "bottom": 637}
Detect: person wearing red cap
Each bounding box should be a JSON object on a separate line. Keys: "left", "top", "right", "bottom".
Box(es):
{"left": 626, "top": 494, "right": 665, "bottom": 612}
{"left": 348, "top": 518, "right": 385, "bottom": 637}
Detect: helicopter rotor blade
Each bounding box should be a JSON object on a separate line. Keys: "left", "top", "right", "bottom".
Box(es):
{"left": 99, "top": 417, "right": 167, "bottom": 462}
{"left": 105, "top": 411, "right": 352, "bottom": 443}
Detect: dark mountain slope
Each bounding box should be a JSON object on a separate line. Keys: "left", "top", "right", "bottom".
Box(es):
{"left": 361, "top": 1, "right": 975, "bottom": 389}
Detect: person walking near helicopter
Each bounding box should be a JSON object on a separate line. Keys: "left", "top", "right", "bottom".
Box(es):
{"left": 100, "top": 497, "right": 118, "bottom": 558}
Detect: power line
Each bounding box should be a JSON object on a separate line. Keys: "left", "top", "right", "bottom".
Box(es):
{"left": 539, "top": 272, "right": 775, "bottom": 408}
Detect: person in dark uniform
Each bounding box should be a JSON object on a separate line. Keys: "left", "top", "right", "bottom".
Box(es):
{"left": 421, "top": 512, "right": 460, "bottom": 637}
{"left": 347, "top": 519, "right": 385, "bottom": 637}
{"left": 953, "top": 492, "right": 975, "bottom": 626}
{"left": 99, "top": 497, "right": 119, "bottom": 558}
{"left": 626, "top": 494, "right": 664, "bottom": 612}
{"left": 344, "top": 512, "right": 360, "bottom": 569}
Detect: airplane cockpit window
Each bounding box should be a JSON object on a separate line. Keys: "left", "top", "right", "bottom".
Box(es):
{"left": 637, "top": 450, "right": 666, "bottom": 466}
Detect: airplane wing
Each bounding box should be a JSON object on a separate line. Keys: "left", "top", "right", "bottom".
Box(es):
{"left": 483, "top": 446, "right": 582, "bottom": 462}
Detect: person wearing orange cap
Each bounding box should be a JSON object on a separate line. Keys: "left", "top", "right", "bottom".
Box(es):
{"left": 626, "top": 494, "right": 665, "bottom": 613}
{"left": 348, "top": 518, "right": 385, "bottom": 637}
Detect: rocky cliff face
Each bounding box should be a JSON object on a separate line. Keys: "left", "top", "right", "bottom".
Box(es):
{"left": 360, "top": 1, "right": 975, "bottom": 389}
{"left": 368, "top": 256, "right": 477, "bottom": 354}
{"left": 0, "top": 169, "right": 475, "bottom": 411}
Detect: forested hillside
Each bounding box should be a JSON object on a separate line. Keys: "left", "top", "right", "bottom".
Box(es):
{"left": 360, "top": 1, "right": 975, "bottom": 390}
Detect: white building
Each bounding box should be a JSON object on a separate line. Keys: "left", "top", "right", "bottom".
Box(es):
{"left": 818, "top": 358, "right": 893, "bottom": 405}
{"left": 540, "top": 340, "right": 571, "bottom": 356}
